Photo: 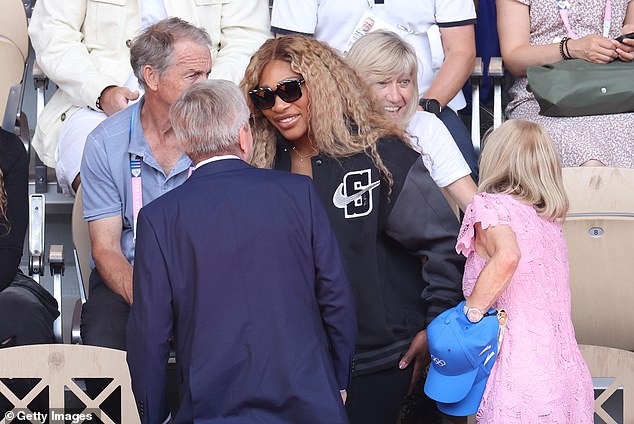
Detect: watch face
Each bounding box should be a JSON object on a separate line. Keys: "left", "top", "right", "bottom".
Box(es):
{"left": 467, "top": 308, "right": 483, "bottom": 323}
{"left": 425, "top": 99, "right": 441, "bottom": 115}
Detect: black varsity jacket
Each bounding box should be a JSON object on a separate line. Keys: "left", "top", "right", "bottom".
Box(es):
{"left": 274, "top": 136, "right": 465, "bottom": 375}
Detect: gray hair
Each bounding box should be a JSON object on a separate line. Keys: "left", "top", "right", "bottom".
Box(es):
{"left": 169, "top": 80, "right": 250, "bottom": 159}
{"left": 130, "top": 17, "right": 212, "bottom": 89}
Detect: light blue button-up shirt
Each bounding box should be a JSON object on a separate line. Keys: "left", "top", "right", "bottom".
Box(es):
{"left": 81, "top": 98, "right": 192, "bottom": 265}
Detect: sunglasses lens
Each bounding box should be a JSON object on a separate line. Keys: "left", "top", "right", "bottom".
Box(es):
{"left": 277, "top": 80, "right": 302, "bottom": 103}
{"left": 249, "top": 89, "right": 276, "bottom": 110}
{"left": 249, "top": 79, "right": 303, "bottom": 110}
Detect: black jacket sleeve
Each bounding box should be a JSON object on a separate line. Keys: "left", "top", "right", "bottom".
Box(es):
{"left": 385, "top": 156, "right": 465, "bottom": 325}
{"left": 0, "top": 130, "right": 28, "bottom": 291}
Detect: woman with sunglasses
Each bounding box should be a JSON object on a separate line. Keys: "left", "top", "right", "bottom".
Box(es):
{"left": 346, "top": 30, "right": 477, "bottom": 212}
{"left": 241, "top": 35, "right": 465, "bottom": 424}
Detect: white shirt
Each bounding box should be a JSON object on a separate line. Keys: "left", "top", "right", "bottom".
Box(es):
{"left": 132, "top": 0, "right": 169, "bottom": 92}
{"left": 407, "top": 111, "right": 471, "bottom": 187}
{"left": 271, "top": 0, "right": 476, "bottom": 110}
{"left": 141, "top": 0, "right": 168, "bottom": 29}
{"left": 194, "top": 155, "right": 241, "bottom": 170}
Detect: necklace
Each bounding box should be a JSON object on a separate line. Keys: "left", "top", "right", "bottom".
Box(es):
{"left": 290, "top": 144, "right": 318, "bottom": 162}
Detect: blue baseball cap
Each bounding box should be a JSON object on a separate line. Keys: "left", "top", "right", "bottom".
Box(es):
{"left": 424, "top": 300, "right": 500, "bottom": 416}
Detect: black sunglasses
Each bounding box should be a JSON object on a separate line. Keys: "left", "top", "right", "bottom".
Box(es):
{"left": 249, "top": 78, "right": 305, "bottom": 110}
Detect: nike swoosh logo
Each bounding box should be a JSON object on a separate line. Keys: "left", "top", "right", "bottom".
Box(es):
{"left": 333, "top": 180, "right": 380, "bottom": 209}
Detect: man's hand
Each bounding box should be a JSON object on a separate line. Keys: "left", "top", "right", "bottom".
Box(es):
{"left": 121, "top": 279, "right": 134, "bottom": 306}
{"left": 399, "top": 329, "right": 431, "bottom": 394}
{"left": 99, "top": 86, "right": 140, "bottom": 116}
{"left": 88, "top": 216, "right": 134, "bottom": 305}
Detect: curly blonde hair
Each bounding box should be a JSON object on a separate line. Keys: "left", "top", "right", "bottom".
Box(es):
{"left": 239, "top": 35, "right": 408, "bottom": 189}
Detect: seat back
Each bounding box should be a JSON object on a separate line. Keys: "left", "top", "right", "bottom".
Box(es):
{"left": 0, "top": 39, "right": 26, "bottom": 129}
{"left": 0, "top": 344, "right": 140, "bottom": 423}
{"left": 0, "top": 0, "right": 29, "bottom": 129}
{"left": 0, "top": 0, "right": 29, "bottom": 60}
{"left": 562, "top": 167, "right": 634, "bottom": 351}
{"left": 579, "top": 344, "right": 634, "bottom": 424}
{"left": 73, "top": 185, "right": 92, "bottom": 299}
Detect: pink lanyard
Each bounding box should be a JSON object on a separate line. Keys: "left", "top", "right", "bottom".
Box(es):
{"left": 130, "top": 154, "right": 143, "bottom": 242}
{"left": 129, "top": 104, "right": 193, "bottom": 241}
{"left": 557, "top": 0, "right": 612, "bottom": 39}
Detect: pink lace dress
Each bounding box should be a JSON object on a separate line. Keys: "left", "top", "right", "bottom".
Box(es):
{"left": 457, "top": 193, "right": 594, "bottom": 423}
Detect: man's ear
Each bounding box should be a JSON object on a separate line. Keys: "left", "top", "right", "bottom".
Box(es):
{"left": 238, "top": 123, "right": 254, "bottom": 162}
{"left": 143, "top": 65, "right": 159, "bottom": 91}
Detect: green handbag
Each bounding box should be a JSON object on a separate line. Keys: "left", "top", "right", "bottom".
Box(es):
{"left": 526, "top": 59, "right": 634, "bottom": 117}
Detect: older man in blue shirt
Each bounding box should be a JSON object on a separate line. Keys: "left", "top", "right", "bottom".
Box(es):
{"left": 80, "top": 18, "right": 210, "bottom": 350}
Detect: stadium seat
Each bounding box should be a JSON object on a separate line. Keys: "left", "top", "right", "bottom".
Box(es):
{"left": 27, "top": 193, "right": 65, "bottom": 344}
{"left": 72, "top": 185, "right": 91, "bottom": 298}
{"left": 562, "top": 167, "right": 634, "bottom": 350}
{"left": 70, "top": 185, "right": 90, "bottom": 344}
{"left": 467, "top": 57, "right": 505, "bottom": 150}
{"left": 0, "top": 344, "right": 140, "bottom": 423}
{"left": 462, "top": 0, "right": 505, "bottom": 154}
{"left": 563, "top": 167, "right": 634, "bottom": 423}
{"left": 0, "top": 0, "right": 29, "bottom": 143}
{"left": 580, "top": 344, "right": 634, "bottom": 424}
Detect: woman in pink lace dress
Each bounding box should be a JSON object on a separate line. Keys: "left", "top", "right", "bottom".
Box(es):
{"left": 457, "top": 120, "right": 594, "bottom": 423}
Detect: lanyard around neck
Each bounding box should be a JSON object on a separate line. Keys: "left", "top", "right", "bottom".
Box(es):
{"left": 129, "top": 104, "right": 143, "bottom": 242}
{"left": 128, "top": 103, "right": 193, "bottom": 241}
{"left": 557, "top": 0, "right": 612, "bottom": 39}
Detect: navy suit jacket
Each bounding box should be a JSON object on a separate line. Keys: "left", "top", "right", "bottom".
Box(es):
{"left": 127, "top": 159, "right": 356, "bottom": 424}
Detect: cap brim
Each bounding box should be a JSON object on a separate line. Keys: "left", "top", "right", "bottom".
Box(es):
{"left": 424, "top": 364, "right": 479, "bottom": 403}
{"left": 437, "top": 369, "right": 489, "bottom": 416}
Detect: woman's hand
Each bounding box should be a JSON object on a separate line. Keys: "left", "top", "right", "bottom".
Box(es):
{"left": 567, "top": 35, "right": 619, "bottom": 63}
{"left": 398, "top": 329, "right": 430, "bottom": 395}
{"left": 340, "top": 390, "right": 347, "bottom": 404}
{"left": 616, "top": 25, "right": 634, "bottom": 61}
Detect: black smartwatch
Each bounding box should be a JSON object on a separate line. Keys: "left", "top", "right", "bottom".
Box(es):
{"left": 419, "top": 98, "right": 442, "bottom": 116}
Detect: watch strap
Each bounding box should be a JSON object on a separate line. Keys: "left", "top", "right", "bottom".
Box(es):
{"left": 418, "top": 98, "right": 442, "bottom": 116}
{"left": 95, "top": 85, "right": 116, "bottom": 111}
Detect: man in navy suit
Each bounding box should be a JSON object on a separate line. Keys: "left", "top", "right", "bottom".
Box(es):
{"left": 127, "top": 79, "right": 357, "bottom": 424}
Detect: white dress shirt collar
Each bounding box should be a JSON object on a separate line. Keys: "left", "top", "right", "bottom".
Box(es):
{"left": 194, "top": 155, "right": 241, "bottom": 170}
